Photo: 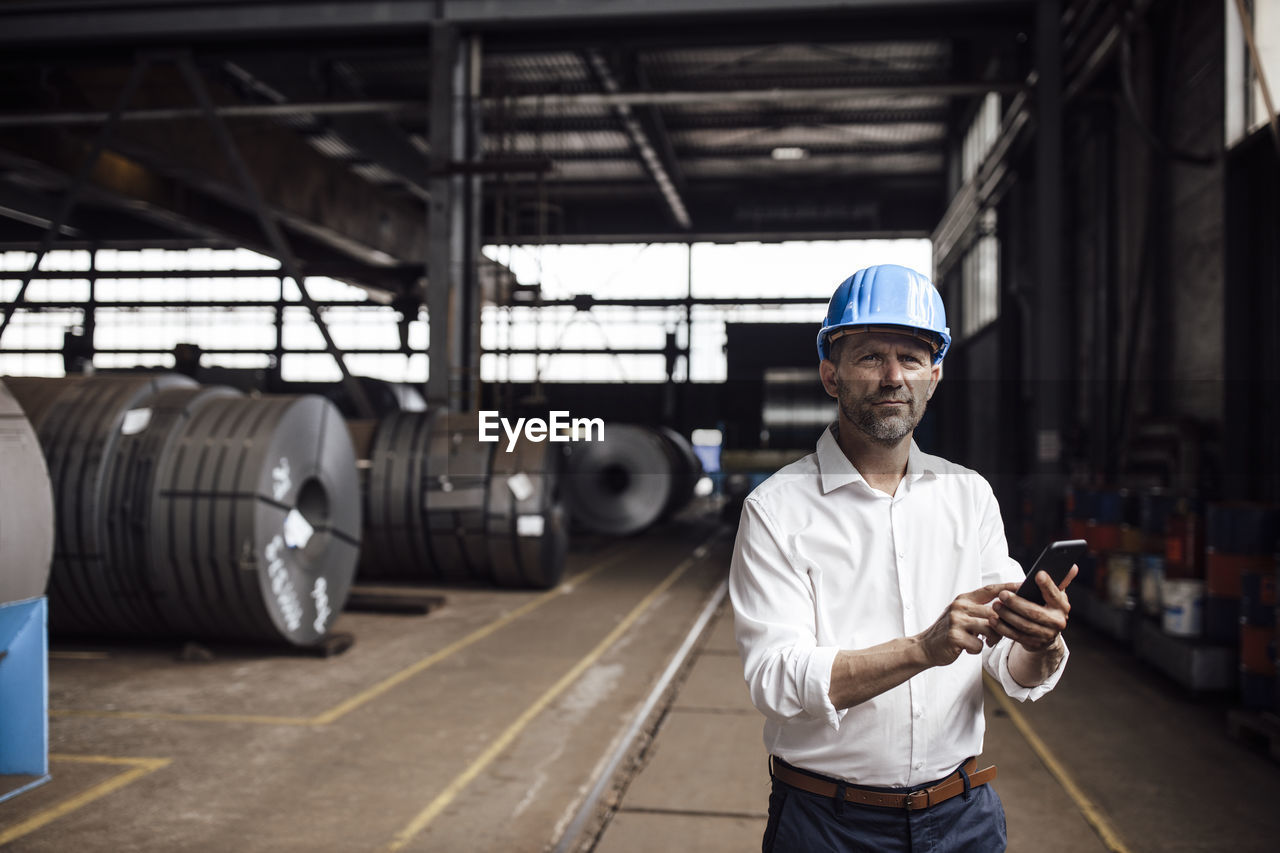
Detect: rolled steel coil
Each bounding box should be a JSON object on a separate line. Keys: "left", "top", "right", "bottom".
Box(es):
{"left": 655, "top": 427, "right": 703, "bottom": 521}
{"left": 563, "top": 424, "right": 704, "bottom": 536}
{"left": 8, "top": 373, "right": 197, "bottom": 635}
{"left": 151, "top": 393, "right": 361, "bottom": 645}
{"left": 426, "top": 411, "right": 494, "bottom": 583}
{"left": 6, "top": 376, "right": 360, "bottom": 646}
{"left": 358, "top": 410, "right": 568, "bottom": 588}
{"left": 358, "top": 411, "right": 435, "bottom": 582}
{"left": 104, "top": 384, "right": 243, "bottom": 637}
{"left": 0, "top": 379, "right": 56, "bottom": 605}
{"left": 563, "top": 424, "right": 674, "bottom": 536}
{"left": 487, "top": 433, "right": 568, "bottom": 589}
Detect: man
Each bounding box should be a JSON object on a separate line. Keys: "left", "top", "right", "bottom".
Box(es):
{"left": 729, "top": 264, "right": 1075, "bottom": 852}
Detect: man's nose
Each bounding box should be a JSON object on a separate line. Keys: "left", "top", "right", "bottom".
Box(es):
{"left": 881, "top": 359, "right": 905, "bottom": 385}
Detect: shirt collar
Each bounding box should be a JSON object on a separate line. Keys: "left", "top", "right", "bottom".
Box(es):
{"left": 816, "top": 423, "right": 938, "bottom": 495}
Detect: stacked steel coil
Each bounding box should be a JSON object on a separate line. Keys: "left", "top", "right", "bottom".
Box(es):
{"left": 562, "top": 424, "right": 702, "bottom": 536}
{"left": 0, "top": 379, "right": 55, "bottom": 605}
{"left": 5, "top": 375, "right": 360, "bottom": 646}
{"left": 357, "top": 410, "right": 569, "bottom": 589}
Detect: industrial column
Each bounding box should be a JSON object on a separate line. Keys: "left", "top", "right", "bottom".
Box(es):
{"left": 1032, "top": 0, "right": 1067, "bottom": 545}
{"left": 426, "top": 24, "right": 482, "bottom": 412}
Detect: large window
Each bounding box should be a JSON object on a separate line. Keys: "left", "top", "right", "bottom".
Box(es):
{"left": 960, "top": 212, "right": 999, "bottom": 340}
{"left": 485, "top": 239, "right": 932, "bottom": 382}
{"left": 3, "top": 239, "right": 932, "bottom": 382}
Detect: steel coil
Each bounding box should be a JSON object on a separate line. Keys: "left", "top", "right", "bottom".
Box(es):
{"left": 655, "top": 426, "right": 702, "bottom": 521}
{"left": 105, "top": 384, "right": 243, "bottom": 636}
{"left": 151, "top": 394, "right": 361, "bottom": 645}
{"left": 8, "top": 374, "right": 197, "bottom": 635}
{"left": 0, "top": 379, "right": 55, "bottom": 605}
{"left": 487, "top": 434, "right": 568, "bottom": 589}
{"left": 358, "top": 410, "right": 568, "bottom": 588}
{"left": 358, "top": 411, "right": 434, "bottom": 581}
{"left": 563, "top": 424, "right": 674, "bottom": 536}
{"left": 7, "top": 376, "right": 360, "bottom": 646}
{"left": 425, "top": 411, "right": 493, "bottom": 582}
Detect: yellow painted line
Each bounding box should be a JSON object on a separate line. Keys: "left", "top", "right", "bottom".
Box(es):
{"left": 385, "top": 534, "right": 720, "bottom": 852}
{"left": 310, "top": 547, "right": 629, "bottom": 725}
{"left": 49, "top": 709, "right": 315, "bottom": 726}
{"left": 47, "top": 544, "right": 635, "bottom": 728}
{"left": 985, "top": 677, "right": 1131, "bottom": 853}
{"left": 0, "top": 754, "right": 171, "bottom": 846}
{"left": 48, "top": 651, "right": 110, "bottom": 660}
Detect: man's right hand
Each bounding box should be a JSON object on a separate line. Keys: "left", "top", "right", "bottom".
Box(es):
{"left": 916, "top": 582, "right": 1021, "bottom": 667}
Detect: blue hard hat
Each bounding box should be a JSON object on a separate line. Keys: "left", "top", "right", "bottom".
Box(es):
{"left": 816, "top": 264, "right": 951, "bottom": 363}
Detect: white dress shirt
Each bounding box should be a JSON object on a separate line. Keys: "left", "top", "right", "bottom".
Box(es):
{"left": 730, "top": 425, "right": 1067, "bottom": 787}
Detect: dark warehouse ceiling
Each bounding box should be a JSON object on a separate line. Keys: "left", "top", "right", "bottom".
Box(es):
{"left": 0, "top": 0, "right": 1040, "bottom": 294}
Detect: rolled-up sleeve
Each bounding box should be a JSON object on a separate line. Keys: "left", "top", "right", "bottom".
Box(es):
{"left": 729, "top": 497, "right": 847, "bottom": 730}
{"left": 974, "top": 477, "right": 1069, "bottom": 701}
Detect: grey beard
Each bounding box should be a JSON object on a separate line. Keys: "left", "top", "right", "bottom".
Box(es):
{"left": 843, "top": 398, "right": 921, "bottom": 446}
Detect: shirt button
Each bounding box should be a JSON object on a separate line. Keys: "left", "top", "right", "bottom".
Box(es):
{"left": 904, "top": 603, "right": 912, "bottom": 611}
{"left": 913, "top": 705, "right": 922, "bottom": 718}
{"left": 898, "top": 550, "right": 906, "bottom": 558}
{"left": 914, "top": 762, "right": 923, "bottom": 770}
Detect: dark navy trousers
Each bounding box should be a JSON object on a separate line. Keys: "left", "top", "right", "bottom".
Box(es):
{"left": 763, "top": 770, "right": 1007, "bottom": 853}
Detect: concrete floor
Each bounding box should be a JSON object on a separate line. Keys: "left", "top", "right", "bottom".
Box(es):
{"left": 3, "top": 514, "right": 1280, "bottom": 852}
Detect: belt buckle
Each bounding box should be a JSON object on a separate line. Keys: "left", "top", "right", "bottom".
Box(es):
{"left": 903, "top": 790, "right": 929, "bottom": 811}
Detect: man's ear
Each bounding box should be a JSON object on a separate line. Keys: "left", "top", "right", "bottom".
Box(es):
{"left": 926, "top": 361, "right": 942, "bottom": 400}
{"left": 819, "top": 359, "right": 839, "bottom": 399}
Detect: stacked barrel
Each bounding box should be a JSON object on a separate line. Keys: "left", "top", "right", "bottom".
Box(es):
{"left": 1205, "top": 504, "right": 1280, "bottom": 709}
{"left": 1064, "top": 487, "right": 1134, "bottom": 610}
{"left": 5, "top": 375, "right": 362, "bottom": 647}
{"left": 1160, "top": 497, "right": 1206, "bottom": 638}
{"left": 1065, "top": 486, "right": 1203, "bottom": 637}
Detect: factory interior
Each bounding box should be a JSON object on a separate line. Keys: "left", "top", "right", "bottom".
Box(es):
{"left": 2, "top": 0, "right": 1280, "bottom": 850}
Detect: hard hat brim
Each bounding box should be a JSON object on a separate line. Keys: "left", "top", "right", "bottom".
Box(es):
{"left": 824, "top": 324, "right": 944, "bottom": 355}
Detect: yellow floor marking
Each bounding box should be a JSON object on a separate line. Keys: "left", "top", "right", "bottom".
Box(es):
{"left": 985, "top": 677, "right": 1132, "bottom": 853}
{"left": 385, "top": 533, "right": 720, "bottom": 852}
{"left": 49, "top": 709, "right": 316, "bottom": 726}
{"left": 47, "top": 544, "right": 636, "bottom": 728}
{"left": 310, "top": 547, "right": 628, "bottom": 725}
{"left": 0, "top": 755, "right": 171, "bottom": 846}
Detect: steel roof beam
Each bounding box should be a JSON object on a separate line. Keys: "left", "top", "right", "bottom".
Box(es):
{"left": 0, "top": 85, "right": 1013, "bottom": 130}
{"left": 221, "top": 58, "right": 432, "bottom": 201}
{"left": 485, "top": 82, "right": 1023, "bottom": 111}
{"left": 0, "top": 1, "right": 1035, "bottom": 46}
{"left": 583, "top": 49, "right": 690, "bottom": 231}
{"left": 0, "top": 182, "right": 84, "bottom": 238}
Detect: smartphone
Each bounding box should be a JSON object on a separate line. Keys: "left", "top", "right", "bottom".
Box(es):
{"left": 1016, "top": 539, "right": 1087, "bottom": 606}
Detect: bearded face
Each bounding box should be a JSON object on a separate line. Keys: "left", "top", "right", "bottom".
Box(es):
{"left": 821, "top": 331, "right": 939, "bottom": 447}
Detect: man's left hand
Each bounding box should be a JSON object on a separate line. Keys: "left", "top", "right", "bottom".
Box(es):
{"left": 987, "top": 565, "right": 1077, "bottom": 652}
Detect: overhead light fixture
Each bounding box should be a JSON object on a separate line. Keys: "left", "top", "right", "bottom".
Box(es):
{"left": 771, "top": 146, "right": 809, "bottom": 160}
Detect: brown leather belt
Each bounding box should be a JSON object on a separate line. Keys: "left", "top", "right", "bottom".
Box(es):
{"left": 770, "top": 757, "right": 997, "bottom": 811}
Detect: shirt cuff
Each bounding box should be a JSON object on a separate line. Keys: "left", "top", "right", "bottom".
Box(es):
{"left": 991, "top": 636, "right": 1069, "bottom": 702}
{"left": 806, "top": 645, "right": 849, "bottom": 730}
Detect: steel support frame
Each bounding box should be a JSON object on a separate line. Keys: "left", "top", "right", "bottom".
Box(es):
{"left": 0, "top": 1, "right": 1036, "bottom": 47}
{"left": 172, "top": 52, "right": 375, "bottom": 418}
{"left": 222, "top": 58, "right": 432, "bottom": 201}
{"left": 0, "top": 84, "right": 1020, "bottom": 130}
{"left": 583, "top": 50, "right": 691, "bottom": 231}
{"left": 0, "top": 57, "right": 151, "bottom": 344}
{"left": 426, "top": 24, "right": 481, "bottom": 411}
{"left": 1031, "top": 0, "right": 1066, "bottom": 546}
